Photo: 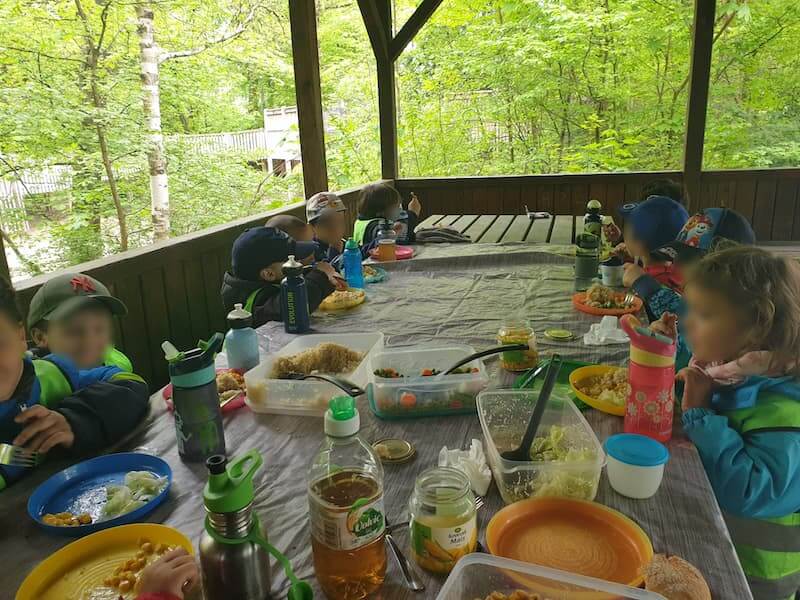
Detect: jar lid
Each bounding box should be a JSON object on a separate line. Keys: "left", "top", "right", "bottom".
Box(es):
{"left": 372, "top": 438, "right": 415, "bottom": 464}
{"left": 604, "top": 433, "right": 669, "bottom": 467}
{"left": 544, "top": 328, "right": 574, "bottom": 341}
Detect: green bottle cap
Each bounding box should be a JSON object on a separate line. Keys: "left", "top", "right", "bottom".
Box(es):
{"left": 587, "top": 199, "right": 602, "bottom": 210}
{"left": 345, "top": 238, "right": 359, "bottom": 250}
{"left": 329, "top": 396, "right": 355, "bottom": 420}
{"left": 203, "top": 450, "right": 263, "bottom": 513}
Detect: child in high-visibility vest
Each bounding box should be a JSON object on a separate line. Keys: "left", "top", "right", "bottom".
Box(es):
{"left": 0, "top": 277, "right": 149, "bottom": 490}
{"left": 352, "top": 183, "right": 421, "bottom": 250}
{"left": 652, "top": 246, "right": 800, "bottom": 600}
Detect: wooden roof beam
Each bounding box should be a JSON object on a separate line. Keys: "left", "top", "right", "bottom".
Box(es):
{"left": 389, "top": 0, "right": 444, "bottom": 62}
{"left": 357, "top": 0, "right": 390, "bottom": 61}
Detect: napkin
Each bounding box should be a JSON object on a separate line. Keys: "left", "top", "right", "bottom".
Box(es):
{"left": 438, "top": 439, "right": 492, "bottom": 496}
{"left": 584, "top": 315, "right": 629, "bottom": 346}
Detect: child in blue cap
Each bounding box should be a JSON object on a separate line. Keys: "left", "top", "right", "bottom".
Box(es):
{"left": 615, "top": 196, "right": 689, "bottom": 291}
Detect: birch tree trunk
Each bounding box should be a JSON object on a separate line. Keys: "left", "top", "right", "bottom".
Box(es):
{"left": 136, "top": 5, "right": 170, "bottom": 241}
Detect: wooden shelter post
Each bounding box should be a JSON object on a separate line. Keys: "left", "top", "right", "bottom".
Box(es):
{"left": 289, "top": 0, "right": 328, "bottom": 196}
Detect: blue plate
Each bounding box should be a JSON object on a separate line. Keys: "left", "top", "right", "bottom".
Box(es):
{"left": 364, "top": 266, "right": 386, "bottom": 284}
{"left": 28, "top": 452, "right": 172, "bottom": 537}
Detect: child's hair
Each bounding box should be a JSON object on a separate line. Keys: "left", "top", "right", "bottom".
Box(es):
{"left": 265, "top": 215, "right": 308, "bottom": 239}
{"left": 687, "top": 246, "right": 800, "bottom": 376}
{"left": 641, "top": 179, "right": 683, "bottom": 205}
{"left": 358, "top": 183, "right": 401, "bottom": 219}
{"left": 0, "top": 277, "right": 22, "bottom": 325}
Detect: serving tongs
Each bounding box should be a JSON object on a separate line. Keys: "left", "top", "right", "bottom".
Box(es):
{"left": 285, "top": 372, "right": 365, "bottom": 397}
{"left": 439, "top": 343, "right": 530, "bottom": 377}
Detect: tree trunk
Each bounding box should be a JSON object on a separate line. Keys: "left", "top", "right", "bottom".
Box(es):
{"left": 136, "top": 5, "right": 171, "bottom": 241}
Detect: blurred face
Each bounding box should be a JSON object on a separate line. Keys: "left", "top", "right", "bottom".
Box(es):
{"left": 0, "top": 316, "right": 27, "bottom": 402}
{"left": 291, "top": 224, "right": 314, "bottom": 242}
{"left": 623, "top": 221, "right": 648, "bottom": 260}
{"left": 684, "top": 284, "right": 749, "bottom": 364}
{"left": 39, "top": 306, "right": 114, "bottom": 369}
{"left": 313, "top": 212, "right": 346, "bottom": 245}
{"left": 260, "top": 261, "right": 287, "bottom": 283}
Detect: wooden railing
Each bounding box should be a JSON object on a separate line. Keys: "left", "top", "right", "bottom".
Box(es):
{"left": 14, "top": 184, "right": 365, "bottom": 390}
{"left": 395, "top": 167, "right": 800, "bottom": 242}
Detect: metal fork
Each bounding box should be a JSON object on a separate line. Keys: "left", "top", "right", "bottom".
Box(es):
{"left": 624, "top": 291, "right": 637, "bottom": 307}
{"left": 0, "top": 444, "right": 39, "bottom": 468}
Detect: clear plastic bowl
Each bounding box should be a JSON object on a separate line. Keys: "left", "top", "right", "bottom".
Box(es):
{"left": 244, "top": 332, "right": 384, "bottom": 417}
{"left": 367, "top": 345, "right": 489, "bottom": 419}
{"left": 477, "top": 390, "right": 605, "bottom": 504}
{"left": 437, "top": 554, "right": 666, "bottom": 599}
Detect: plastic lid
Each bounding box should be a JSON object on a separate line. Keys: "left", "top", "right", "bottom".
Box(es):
{"left": 325, "top": 396, "right": 360, "bottom": 437}
{"left": 203, "top": 450, "right": 264, "bottom": 513}
{"left": 227, "top": 303, "right": 253, "bottom": 329}
{"left": 587, "top": 199, "right": 602, "bottom": 210}
{"left": 282, "top": 255, "right": 303, "bottom": 276}
{"left": 345, "top": 238, "right": 359, "bottom": 250}
{"left": 604, "top": 434, "right": 669, "bottom": 467}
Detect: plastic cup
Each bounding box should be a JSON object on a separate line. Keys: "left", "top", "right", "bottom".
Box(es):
{"left": 600, "top": 263, "right": 624, "bottom": 287}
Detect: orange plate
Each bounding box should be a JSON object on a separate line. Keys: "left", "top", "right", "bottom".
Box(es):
{"left": 486, "top": 497, "right": 653, "bottom": 592}
{"left": 572, "top": 292, "right": 643, "bottom": 317}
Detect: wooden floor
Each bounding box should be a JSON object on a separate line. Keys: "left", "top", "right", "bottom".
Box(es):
{"left": 416, "top": 213, "right": 578, "bottom": 244}
{"left": 417, "top": 214, "right": 800, "bottom": 257}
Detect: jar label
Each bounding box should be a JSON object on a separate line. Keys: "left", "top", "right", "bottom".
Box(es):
{"left": 310, "top": 495, "right": 385, "bottom": 551}
{"left": 410, "top": 515, "right": 477, "bottom": 573}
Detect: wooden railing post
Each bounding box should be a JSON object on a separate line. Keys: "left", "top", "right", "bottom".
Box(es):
{"left": 289, "top": 0, "right": 328, "bottom": 196}
{"left": 683, "top": 0, "right": 716, "bottom": 210}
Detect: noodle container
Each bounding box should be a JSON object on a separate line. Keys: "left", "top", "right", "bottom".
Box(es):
{"left": 244, "top": 333, "right": 383, "bottom": 417}
{"left": 604, "top": 433, "right": 669, "bottom": 499}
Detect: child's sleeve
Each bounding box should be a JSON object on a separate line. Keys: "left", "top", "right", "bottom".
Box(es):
{"left": 632, "top": 273, "right": 686, "bottom": 323}
{"left": 305, "top": 268, "right": 336, "bottom": 313}
{"left": 56, "top": 369, "right": 150, "bottom": 456}
{"left": 682, "top": 407, "right": 800, "bottom": 518}
{"left": 250, "top": 291, "right": 283, "bottom": 328}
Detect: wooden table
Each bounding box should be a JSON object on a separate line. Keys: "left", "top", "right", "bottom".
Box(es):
{"left": 416, "top": 213, "right": 579, "bottom": 244}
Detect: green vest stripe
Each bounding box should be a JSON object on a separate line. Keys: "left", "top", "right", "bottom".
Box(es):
{"left": 110, "top": 372, "right": 146, "bottom": 385}
{"left": 104, "top": 347, "right": 133, "bottom": 372}
{"left": 32, "top": 360, "right": 73, "bottom": 408}
{"left": 736, "top": 543, "right": 800, "bottom": 582}
{"left": 352, "top": 218, "right": 377, "bottom": 245}
{"left": 244, "top": 288, "right": 261, "bottom": 314}
{"left": 744, "top": 567, "right": 800, "bottom": 600}
{"left": 725, "top": 512, "right": 800, "bottom": 552}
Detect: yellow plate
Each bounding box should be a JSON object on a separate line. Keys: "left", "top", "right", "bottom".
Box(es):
{"left": 319, "top": 288, "right": 366, "bottom": 311}
{"left": 17, "top": 523, "right": 193, "bottom": 600}
{"left": 486, "top": 497, "right": 653, "bottom": 595}
{"left": 569, "top": 365, "right": 627, "bottom": 416}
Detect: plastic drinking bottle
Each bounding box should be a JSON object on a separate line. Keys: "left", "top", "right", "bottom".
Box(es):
{"left": 280, "top": 255, "right": 310, "bottom": 334}
{"left": 224, "top": 303, "right": 260, "bottom": 372}
{"left": 584, "top": 199, "right": 603, "bottom": 238}
{"left": 620, "top": 314, "right": 677, "bottom": 442}
{"left": 574, "top": 233, "right": 600, "bottom": 291}
{"left": 342, "top": 238, "right": 365, "bottom": 289}
{"left": 165, "top": 333, "right": 227, "bottom": 462}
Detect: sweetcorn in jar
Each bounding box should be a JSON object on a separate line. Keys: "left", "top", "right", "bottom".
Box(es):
{"left": 408, "top": 467, "right": 477, "bottom": 574}
{"left": 497, "top": 320, "right": 538, "bottom": 371}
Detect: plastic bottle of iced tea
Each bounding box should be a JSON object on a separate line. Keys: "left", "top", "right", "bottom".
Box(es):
{"left": 308, "top": 396, "right": 386, "bottom": 599}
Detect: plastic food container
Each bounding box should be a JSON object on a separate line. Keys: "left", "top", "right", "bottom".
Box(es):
{"left": 477, "top": 390, "right": 605, "bottom": 504}
{"left": 244, "top": 333, "right": 383, "bottom": 417}
{"left": 367, "top": 345, "right": 489, "bottom": 419}
{"left": 437, "top": 553, "right": 666, "bottom": 600}
{"left": 604, "top": 433, "right": 670, "bottom": 499}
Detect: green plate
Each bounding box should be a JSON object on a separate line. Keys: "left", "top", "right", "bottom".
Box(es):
{"left": 513, "top": 357, "right": 591, "bottom": 411}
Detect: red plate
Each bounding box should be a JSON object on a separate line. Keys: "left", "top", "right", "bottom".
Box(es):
{"left": 572, "top": 292, "right": 643, "bottom": 316}
{"left": 162, "top": 368, "right": 247, "bottom": 414}
{"left": 368, "top": 245, "right": 414, "bottom": 261}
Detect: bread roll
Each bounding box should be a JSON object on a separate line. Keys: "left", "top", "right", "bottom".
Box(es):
{"left": 644, "top": 554, "right": 712, "bottom": 600}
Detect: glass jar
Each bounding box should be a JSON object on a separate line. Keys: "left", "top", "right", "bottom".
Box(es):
{"left": 408, "top": 467, "right": 476, "bottom": 574}
{"left": 497, "top": 320, "right": 538, "bottom": 372}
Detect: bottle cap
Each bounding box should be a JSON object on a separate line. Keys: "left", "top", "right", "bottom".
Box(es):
{"left": 372, "top": 438, "right": 415, "bottom": 464}
{"left": 544, "top": 328, "right": 575, "bottom": 341}
{"left": 203, "top": 450, "right": 263, "bottom": 513}
{"left": 282, "top": 255, "right": 304, "bottom": 276}
{"left": 227, "top": 303, "right": 253, "bottom": 329}
{"left": 587, "top": 199, "right": 602, "bottom": 211}
{"left": 345, "top": 238, "right": 359, "bottom": 250}
{"left": 325, "top": 396, "right": 360, "bottom": 437}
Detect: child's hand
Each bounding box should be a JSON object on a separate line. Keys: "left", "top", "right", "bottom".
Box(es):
{"left": 408, "top": 193, "right": 422, "bottom": 216}
{"left": 316, "top": 262, "right": 347, "bottom": 290}
{"left": 622, "top": 263, "right": 645, "bottom": 287}
{"left": 612, "top": 242, "right": 632, "bottom": 262}
{"left": 13, "top": 406, "right": 75, "bottom": 452}
{"left": 676, "top": 367, "right": 714, "bottom": 411}
{"left": 650, "top": 313, "right": 678, "bottom": 340}
{"left": 604, "top": 223, "right": 622, "bottom": 244}
{"left": 138, "top": 547, "right": 199, "bottom": 599}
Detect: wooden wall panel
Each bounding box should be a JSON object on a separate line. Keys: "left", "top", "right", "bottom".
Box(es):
{"left": 752, "top": 178, "right": 777, "bottom": 241}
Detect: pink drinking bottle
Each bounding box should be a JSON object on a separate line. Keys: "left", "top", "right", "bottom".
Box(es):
{"left": 620, "top": 314, "right": 677, "bottom": 442}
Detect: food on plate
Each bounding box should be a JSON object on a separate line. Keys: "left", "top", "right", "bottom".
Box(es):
{"left": 216, "top": 369, "right": 245, "bottom": 404}
{"left": 42, "top": 511, "right": 92, "bottom": 527}
{"left": 99, "top": 538, "right": 176, "bottom": 597}
{"left": 318, "top": 288, "right": 366, "bottom": 311}
{"left": 102, "top": 471, "right": 168, "bottom": 520}
{"left": 272, "top": 342, "right": 363, "bottom": 378}
{"left": 478, "top": 592, "right": 550, "bottom": 600}
{"left": 583, "top": 284, "right": 630, "bottom": 309}
{"left": 575, "top": 368, "right": 630, "bottom": 407}
{"left": 363, "top": 265, "right": 378, "bottom": 277}
{"left": 644, "top": 554, "right": 711, "bottom": 600}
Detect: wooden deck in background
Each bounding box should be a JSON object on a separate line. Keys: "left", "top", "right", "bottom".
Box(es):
{"left": 416, "top": 213, "right": 578, "bottom": 244}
